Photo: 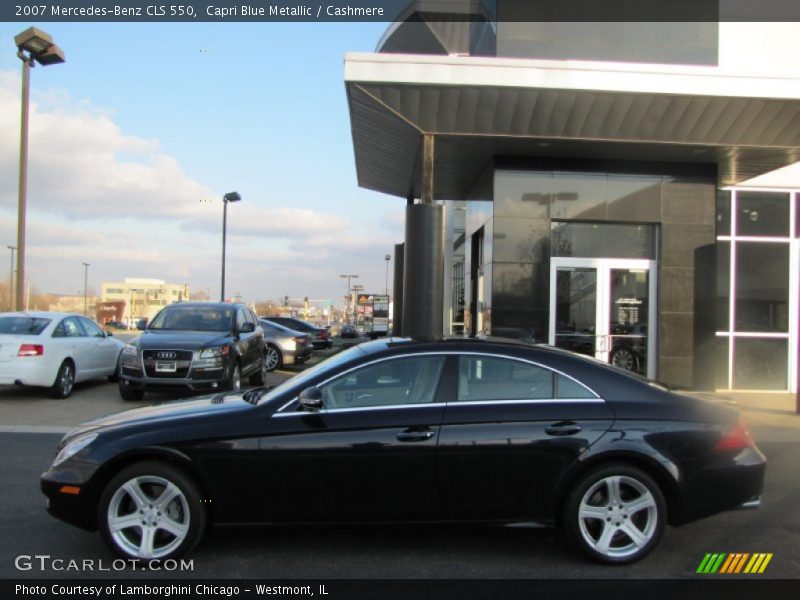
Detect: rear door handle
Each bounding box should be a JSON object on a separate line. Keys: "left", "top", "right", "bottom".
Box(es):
{"left": 397, "top": 428, "right": 435, "bottom": 442}
{"left": 545, "top": 421, "right": 582, "bottom": 436}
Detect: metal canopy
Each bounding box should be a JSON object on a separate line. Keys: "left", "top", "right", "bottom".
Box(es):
{"left": 345, "top": 54, "right": 800, "bottom": 198}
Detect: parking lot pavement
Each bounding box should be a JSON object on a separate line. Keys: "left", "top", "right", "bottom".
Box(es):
{"left": 0, "top": 346, "right": 340, "bottom": 432}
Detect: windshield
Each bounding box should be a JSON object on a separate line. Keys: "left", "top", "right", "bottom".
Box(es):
{"left": 0, "top": 316, "right": 51, "bottom": 335}
{"left": 257, "top": 344, "right": 368, "bottom": 405}
{"left": 149, "top": 306, "right": 234, "bottom": 332}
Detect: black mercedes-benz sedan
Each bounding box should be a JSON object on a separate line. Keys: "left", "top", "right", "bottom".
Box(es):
{"left": 41, "top": 338, "right": 765, "bottom": 564}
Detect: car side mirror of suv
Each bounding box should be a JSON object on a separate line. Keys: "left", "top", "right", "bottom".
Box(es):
{"left": 298, "top": 386, "right": 323, "bottom": 411}
{"left": 239, "top": 322, "right": 256, "bottom": 334}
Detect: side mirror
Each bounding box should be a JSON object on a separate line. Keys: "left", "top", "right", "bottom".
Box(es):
{"left": 136, "top": 319, "right": 147, "bottom": 331}
{"left": 105, "top": 330, "right": 114, "bottom": 337}
{"left": 239, "top": 321, "right": 256, "bottom": 334}
{"left": 298, "top": 386, "right": 323, "bottom": 411}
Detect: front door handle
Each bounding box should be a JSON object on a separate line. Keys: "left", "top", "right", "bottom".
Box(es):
{"left": 396, "top": 428, "right": 435, "bottom": 442}
{"left": 545, "top": 421, "right": 582, "bottom": 436}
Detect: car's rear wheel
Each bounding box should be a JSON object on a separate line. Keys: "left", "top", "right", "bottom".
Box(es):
{"left": 563, "top": 464, "right": 665, "bottom": 564}
{"left": 264, "top": 345, "right": 282, "bottom": 372}
{"left": 119, "top": 383, "right": 145, "bottom": 401}
{"left": 99, "top": 461, "right": 206, "bottom": 560}
{"left": 50, "top": 360, "right": 75, "bottom": 399}
{"left": 610, "top": 347, "right": 639, "bottom": 372}
{"left": 249, "top": 351, "right": 269, "bottom": 385}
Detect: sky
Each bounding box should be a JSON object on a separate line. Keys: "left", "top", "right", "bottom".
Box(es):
{"left": 0, "top": 21, "right": 400, "bottom": 307}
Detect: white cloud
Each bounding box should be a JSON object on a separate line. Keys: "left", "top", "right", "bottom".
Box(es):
{"left": 0, "top": 70, "right": 403, "bottom": 302}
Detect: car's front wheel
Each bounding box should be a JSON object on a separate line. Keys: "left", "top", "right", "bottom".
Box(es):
{"left": 99, "top": 461, "right": 206, "bottom": 560}
{"left": 249, "top": 351, "right": 269, "bottom": 385}
{"left": 119, "top": 382, "right": 145, "bottom": 402}
{"left": 562, "top": 464, "right": 666, "bottom": 564}
{"left": 224, "top": 361, "right": 241, "bottom": 392}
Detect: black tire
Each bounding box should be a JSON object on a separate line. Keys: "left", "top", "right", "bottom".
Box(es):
{"left": 249, "top": 351, "right": 269, "bottom": 385}
{"left": 264, "top": 344, "right": 282, "bottom": 372}
{"left": 108, "top": 352, "right": 122, "bottom": 383}
{"left": 49, "top": 360, "right": 75, "bottom": 399}
{"left": 98, "top": 460, "right": 207, "bottom": 561}
{"left": 610, "top": 346, "right": 640, "bottom": 373}
{"left": 562, "top": 463, "right": 666, "bottom": 564}
{"left": 224, "top": 361, "right": 241, "bottom": 392}
{"left": 119, "top": 382, "right": 145, "bottom": 401}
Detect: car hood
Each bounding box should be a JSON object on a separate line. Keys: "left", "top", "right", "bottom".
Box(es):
{"left": 132, "top": 330, "right": 231, "bottom": 350}
{"left": 61, "top": 393, "right": 252, "bottom": 442}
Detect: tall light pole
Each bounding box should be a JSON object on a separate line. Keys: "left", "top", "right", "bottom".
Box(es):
{"left": 339, "top": 274, "right": 358, "bottom": 324}
{"left": 220, "top": 191, "right": 241, "bottom": 302}
{"left": 352, "top": 284, "right": 365, "bottom": 328}
{"left": 384, "top": 254, "right": 391, "bottom": 295}
{"left": 7, "top": 246, "right": 16, "bottom": 311}
{"left": 82, "top": 262, "right": 90, "bottom": 316}
{"left": 14, "top": 28, "right": 65, "bottom": 313}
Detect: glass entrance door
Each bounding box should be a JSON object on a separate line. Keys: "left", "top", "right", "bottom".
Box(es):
{"left": 549, "top": 258, "right": 657, "bottom": 378}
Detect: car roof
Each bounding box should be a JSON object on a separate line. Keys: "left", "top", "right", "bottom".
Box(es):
{"left": 0, "top": 311, "right": 82, "bottom": 319}
{"left": 160, "top": 302, "right": 245, "bottom": 309}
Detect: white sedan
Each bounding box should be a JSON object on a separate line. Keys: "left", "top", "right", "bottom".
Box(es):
{"left": 0, "top": 311, "right": 125, "bottom": 398}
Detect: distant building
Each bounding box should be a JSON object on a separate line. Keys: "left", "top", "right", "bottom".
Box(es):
{"left": 101, "top": 278, "right": 190, "bottom": 327}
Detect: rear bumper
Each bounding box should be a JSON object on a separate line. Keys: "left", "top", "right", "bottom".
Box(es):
{"left": 0, "top": 359, "right": 56, "bottom": 388}
{"left": 671, "top": 446, "right": 767, "bottom": 525}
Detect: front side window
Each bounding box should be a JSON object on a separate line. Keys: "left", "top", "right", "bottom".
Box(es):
{"left": 320, "top": 356, "right": 446, "bottom": 410}
{"left": 79, "top": 318, "right": 105, "bottom": 338}
{"left": 458, "top": 356, "right": 554, "bottom": 402}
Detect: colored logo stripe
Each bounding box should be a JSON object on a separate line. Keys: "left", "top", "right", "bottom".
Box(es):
{"left": 697, "top": 553, "right": 772, "bottom": 574}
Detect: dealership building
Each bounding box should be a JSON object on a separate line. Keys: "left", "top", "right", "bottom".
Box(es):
{"left": 345, "top": 6, "right": 800, "bottom": 393}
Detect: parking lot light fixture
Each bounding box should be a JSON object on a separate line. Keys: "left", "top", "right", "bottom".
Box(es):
{"left": 384, "top": 254, "right": 391, "bottom": 295}
{"left": 220, "top": 191, "right": 241, "bottom": 302}
{"left": 14, "top": 27, "right": 65, "bottom": 314}
{"left": 7, "top": 246, "right": 16, "bottom": 311}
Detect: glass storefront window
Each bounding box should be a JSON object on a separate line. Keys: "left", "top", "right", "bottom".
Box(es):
{"left": 716, "top": 242, "right": 729, "bottom": 331}
{"left": 736, "top": 192, "right": 790, "bottom": 237}
{"left": 734, "top": 242, "right": 789, "bottom": 332}
{"left": 716, "top": 190, "right": 731, "bottom": 236}
{"left": 732, "top": 338, "right": 788, "bottom": 390}
{"left": 551, "top": 222, "right": 656, "bottom": 259}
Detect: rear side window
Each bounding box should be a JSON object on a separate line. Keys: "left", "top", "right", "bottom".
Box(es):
{"left": 556, "top": 373, "right": 597, "bottom": 399}
{"left": 0, "top": 317, "right": 51, "bottom": 335}
{"left": 458, "top": 356, "right": 554, "bottom": 401}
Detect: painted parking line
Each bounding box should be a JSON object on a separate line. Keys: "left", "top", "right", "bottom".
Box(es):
{"left": 0, "top": 425, "right": 69, "bottom": 434}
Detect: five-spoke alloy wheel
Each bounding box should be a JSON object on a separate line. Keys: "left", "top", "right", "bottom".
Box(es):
{"left": 563, "top": 464, "right": 665, "bottom": 564}
{"left": 99, "top": 461, "right": 206, "bottom": 560}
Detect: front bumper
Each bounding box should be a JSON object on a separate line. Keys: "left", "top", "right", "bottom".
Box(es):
{"left": 41, "top": 461, "right": 101, "bottom": 531}
{"left": 120, "top": 363, "right": 232, "bottom": 392}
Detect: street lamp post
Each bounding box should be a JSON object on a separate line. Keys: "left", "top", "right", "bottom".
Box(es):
{"left": 352, "top": 284, "right": 365, "bottom": 329}
{"left": 7, "top": 246, "right": 16, "bottom": 311}
{"left": 339, "top": 274, "right": 359, "bottom": 324}
{"left": 384, "top": 254, "right": 391, "bottom": 295}
{"left": 220, "top": 191, "right": 241, "bottom": 302}
{"left": 82, "top": 262, "right": 90, "bottom": 316}
{"left": 14, "top": 28, "right": 65, "bottom": 313}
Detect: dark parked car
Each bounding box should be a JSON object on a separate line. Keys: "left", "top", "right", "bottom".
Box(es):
{"left": 42, "top": 338, "right": 765, "bottom": 564}
{"left": 259, "top": 319, "right": 314, "bottom": 371}
{"left": 117, "top": 302, "right": 266, "bottom": 400}
{"left": 263, "top": 316, "right": 332, "bottom": 349}
{"left": 340, "top": 323, "right": 358, "bottom": 339}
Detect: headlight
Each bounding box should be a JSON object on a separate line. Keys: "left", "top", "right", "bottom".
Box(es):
{"left": 122, "top": 343, "right": 139, "bottom": 356}
{"left": 199, "top": 346, "right": 229, "bottom": 359}
{"left": 53, "top": 433, "right": 98, "bottom": 467}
